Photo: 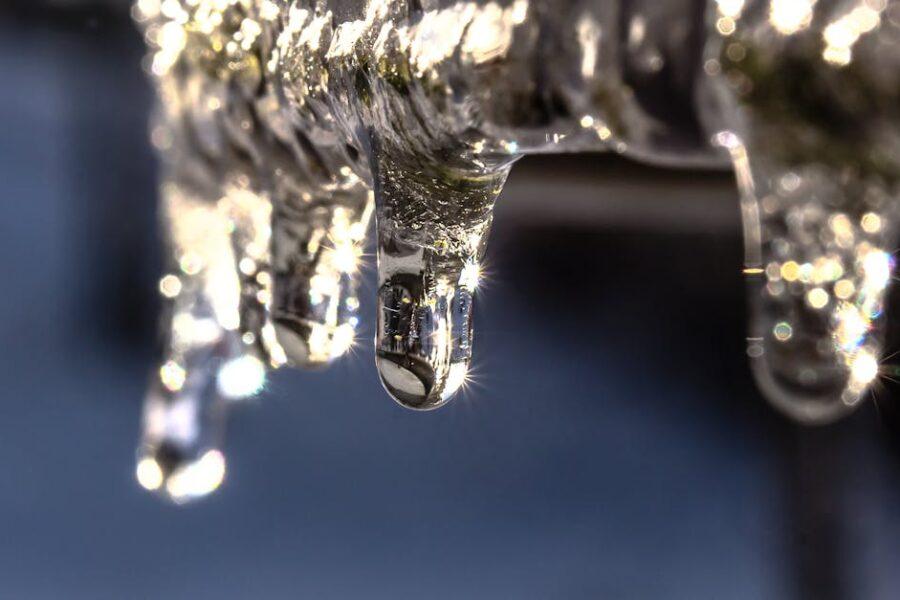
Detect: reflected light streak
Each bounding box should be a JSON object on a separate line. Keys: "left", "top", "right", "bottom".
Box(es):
{"left": 217, "top": 355, "right": 267, "bottom": 399}
{"left": 769, "top": 0, "right": 816, "bottom": 35}
{"left": 164, "top": 450, "right": 227, "bottom": 503}
{"left": 136, "top": 457, "right": 164, "bottom": 491}
{"left": 823, "top": 3, "right": 884, "bottom": 65}
{"left": 160, "top": 360, "right": 187, "bottom": 392}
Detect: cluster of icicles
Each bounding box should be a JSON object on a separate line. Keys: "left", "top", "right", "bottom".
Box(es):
{"left": 133, "top": 0, "right": 900, "bottom": 502}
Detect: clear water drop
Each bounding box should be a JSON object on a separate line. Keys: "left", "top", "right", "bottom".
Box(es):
{"left": 372, "top": 146, "right": 510, "bottom": 409}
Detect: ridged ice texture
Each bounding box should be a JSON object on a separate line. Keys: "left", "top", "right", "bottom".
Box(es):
{"left": 136, "top": 0, "right": 900, "bottom": 428}
{"left": 708, "top": 0, "right": 900, "bottom": 423}
{"left": 271, "top": 0, "right": 723, "bottom": 407}
{"left": 137, "top": 0, "right": 727, "bottom": 412}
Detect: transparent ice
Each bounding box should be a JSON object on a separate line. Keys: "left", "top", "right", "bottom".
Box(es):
{"left": 134, "top": 0, "right": 900, "bottom": 500}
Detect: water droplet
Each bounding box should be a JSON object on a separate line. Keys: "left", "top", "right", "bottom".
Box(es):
{"left": 372, "top": 146, "right": 509, "bottom": 409}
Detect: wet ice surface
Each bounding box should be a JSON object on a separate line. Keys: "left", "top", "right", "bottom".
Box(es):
{"left": 134, "top": 0, "right": 726, "bottom": 417}
{"left": 134, "top": 0, "right": 900, "bottom": 425}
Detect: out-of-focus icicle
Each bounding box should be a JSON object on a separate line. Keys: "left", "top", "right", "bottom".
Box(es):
{"left": 269, "top": 182, "right": 372, "bottom": 368}
{"left": 135, "top": 0, "right": 374, "bottom": 500}
{"left": 138, "top": 182, "right": 266, "bottom": 504}
{"left": 707, "top": 0, "right": 900, "bottom": 423}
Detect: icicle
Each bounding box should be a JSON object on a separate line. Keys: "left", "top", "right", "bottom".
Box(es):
{"left": 371, "top": 144, "right": 511, "bottom": 409}
{"left": 138, "top": 182, "right": 266, "bottom": 503}
{"left": 269, "top": 184, "right": 373, "bottom": 367}
{"left": 708, "top": 0, "right": 900, "bottom": 422}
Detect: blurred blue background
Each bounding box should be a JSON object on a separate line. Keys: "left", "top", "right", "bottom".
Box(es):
{"left": 3, "top": 2, "right": 900, "bottom": 598}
